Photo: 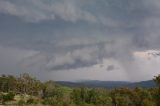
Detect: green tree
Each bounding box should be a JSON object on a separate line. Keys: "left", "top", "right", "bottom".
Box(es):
{"left": 154, "top": 74, "right": 160, "bottom": 87}
{"left": 142, "top": 99, "right": 155, "bottom": 106}
{"left": 0, "top": 75, "right": 17, "bottom": 92}
{"left": 115, "top": 96, "right": 128, "bottom": 106}
{"left": 153, "top": 74, "right": 160, "bottom": 105}
{"left": 71, "top": 88, "right": 82, "bottom": 105}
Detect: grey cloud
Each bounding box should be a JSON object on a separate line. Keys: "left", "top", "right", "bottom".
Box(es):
{"left": 21, "top": 46, "right": 100, "bottom": 71}
{"left": 106, "top": 65, "right": 115, "bottom": 71}
{"left": 0, "top": 0, "right": 160, "bottom": 81}
{"left": 17, "top": 35, "right": 134, "bottom": 71}
{"left": 0, "top": 0, "right": 96, "bottom": 23}
{"left": 0, "top": 0, "right": 151, "bottom": 28}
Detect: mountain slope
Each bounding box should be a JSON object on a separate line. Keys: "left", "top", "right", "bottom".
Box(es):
{"left": 56, "top": 80, "right": 156, "bottom": 88}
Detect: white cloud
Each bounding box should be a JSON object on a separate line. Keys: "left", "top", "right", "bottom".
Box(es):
{"left": 124, "top": 50, "right": 160, "bottom": 81}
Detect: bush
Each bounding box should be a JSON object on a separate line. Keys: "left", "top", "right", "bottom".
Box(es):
{"left": 142, "top": 99, "right": 155, "bottom": 106}
{"left": 2, "top": 92, "right": 15, "bottom": 104}
{"left": 43, "top": 97, "right": 55, "bottom": 105}
{"left": 42, "top": 97, "right": 62, "bottom": 105}
{"left": 18, "top": 99, "right": 25, "bottom": 106}
{"left": 26, "top": 97, "right": 34, "bottom": 104}
{"left": 0, "top": 93, "right": 3, "bottom": 102}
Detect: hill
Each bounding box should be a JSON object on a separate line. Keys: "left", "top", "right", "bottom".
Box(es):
{"left": 56, "top": 80, "right": 156, "bottom": 88}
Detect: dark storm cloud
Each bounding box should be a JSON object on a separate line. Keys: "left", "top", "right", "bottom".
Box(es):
{"left": 0, "top": 0, "right": 160, "bottom": 81}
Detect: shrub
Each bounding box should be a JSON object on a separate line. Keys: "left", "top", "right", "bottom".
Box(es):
{"left": 18, "top": 99, "right": 25, "bottom": 106}
{"left": 27, "top": 97, "right": 38, "bottom": 105}
{"left": 27, "top": 97, "right": 34, "bottom": 104}
{"left": 0, "top": 93, "right": 3, "bottom": 102}
{"left": 142, "top": 99, "right": 155, "bottom": 106}
{"left": 2, "top": 92, "right": 15, "bottom": 104}
{"left": 42, "top": 97, "right": 58, "bottom": 105}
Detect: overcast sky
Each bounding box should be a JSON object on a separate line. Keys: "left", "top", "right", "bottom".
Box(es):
{"left": 0, "top": 0, "right": 160, "bottom": 81}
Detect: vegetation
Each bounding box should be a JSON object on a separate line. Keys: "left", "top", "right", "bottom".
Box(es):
{"left": 0, "top": 73, "right": 159, "bottom": 106}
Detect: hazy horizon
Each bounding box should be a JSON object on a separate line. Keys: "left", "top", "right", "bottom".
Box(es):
{"left": 0, "top": 0, "right": 160, "bottom": 81}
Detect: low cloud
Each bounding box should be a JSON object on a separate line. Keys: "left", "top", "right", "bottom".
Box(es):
{"left": 106, "top": 65, "right": 115, "bottom": 71}
{"left": 46, "top": 46, "right": 99, "bottom": 70}
{"left": 0, "top": 0, "right": 160, "bottom": 81}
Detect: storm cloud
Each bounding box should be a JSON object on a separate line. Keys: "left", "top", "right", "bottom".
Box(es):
{"left": 0, "top": 0, "right": 160, "bottom": 81}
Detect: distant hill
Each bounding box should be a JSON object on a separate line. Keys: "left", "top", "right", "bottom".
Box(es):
{"left": 56, "top": 80, "right": 156, "bottom": 88}
{"left": 126, "top": 80, "right": 156, "bottom": 88}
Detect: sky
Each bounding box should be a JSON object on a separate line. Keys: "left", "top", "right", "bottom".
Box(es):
{"left": 0, "top": 0, "right": 160, "bottom": 81}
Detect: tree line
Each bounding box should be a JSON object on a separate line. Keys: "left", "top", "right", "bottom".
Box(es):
{"left": 0, "top": 73, "right": 160, "bottom": 106}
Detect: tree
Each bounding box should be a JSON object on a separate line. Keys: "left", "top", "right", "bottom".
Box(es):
{"left": 97, "top": 96, "right": 112, "bottom": 106}
{"left": 115, "top": 96, "right": 128, "bottom": 106}
{"left": 71, "top": 88, "right": 82, "bottom": 105}
{"left": 42, "top": 80, "right": 56, "bottom": 98}
{"left": 87, "top": 89, "right": 97, "bottom": 104}
{"left": 0, "top": 75, "right": 17, "bottom": 92}
{"left": 142, "top": 99, "right": 155, "bottom": 106}
{"left": 153, "top": 74, "right": 160, "bottom": 105}
{"left": 16, "top": 73, "right": 42, "bottom": 95}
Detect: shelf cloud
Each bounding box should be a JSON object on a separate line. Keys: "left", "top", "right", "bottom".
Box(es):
{"left": 0, "top": 0, "right": 160, "bottom": 81}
